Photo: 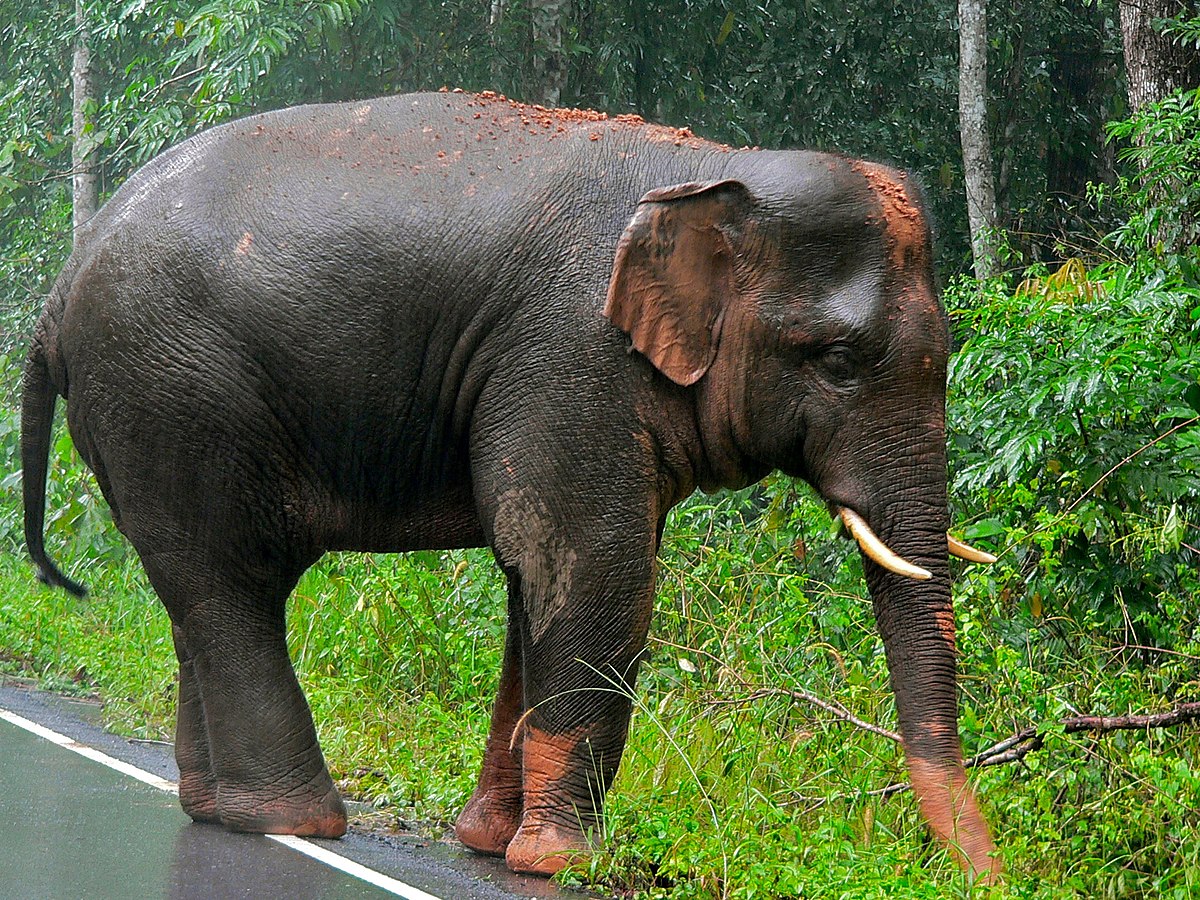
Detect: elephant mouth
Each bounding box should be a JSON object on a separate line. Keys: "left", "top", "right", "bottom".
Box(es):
{"left": 835, "top": 507, "right": 997, "bottom": 581}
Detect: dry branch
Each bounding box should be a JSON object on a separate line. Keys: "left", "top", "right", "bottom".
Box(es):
{"left": 782, "top": 696, "right": 1200, "bottom": 806}
{"left": 966, "top": 701, "right": 1200, "bottom": 769}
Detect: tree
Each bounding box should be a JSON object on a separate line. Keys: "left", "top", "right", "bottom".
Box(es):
{"left": 1118, "top": 0, "right": 1200, "bottom": 249}
{"left": 1120, "top": 0, "right": 1200, "bottom": 115}
{"left": 70, "top": 0, "right": 97, "bottom": 239}
{"left": 530, "top": 0, "right": 569, "bottom": 105}
{"left": 958, "top": 0, "right": 999, "bottom": 277}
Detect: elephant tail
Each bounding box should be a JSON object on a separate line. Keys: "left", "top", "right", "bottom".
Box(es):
{"left": 21, "top": 333, "right": 87, "bottom": 598}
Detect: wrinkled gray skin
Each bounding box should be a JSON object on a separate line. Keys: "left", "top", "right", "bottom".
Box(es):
{"left": 22, "top": 92, "right": 996, "bottom": 879}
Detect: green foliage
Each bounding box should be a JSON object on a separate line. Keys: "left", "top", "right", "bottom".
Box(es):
{"left": 0, "top": 2, "right": 74, "bottom": 368}
{"left": 1104, "top": 86, "right": 1200, "bottom": 253}
{"left": 5, "top": 454, "right": 1200, "bottom": 896}
{"left": 947, "top": 255, "right": 1200, "bottom": 645}
{"left": 3, "top": 3, "right": 1200, "bottom": 897}
{"left": 0, "top": 0, "right": 1129, "bottom": 316}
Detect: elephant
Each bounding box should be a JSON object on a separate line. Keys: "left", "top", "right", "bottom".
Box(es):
{"left": 21, "top": 90, "right": 999, "bottom": 880}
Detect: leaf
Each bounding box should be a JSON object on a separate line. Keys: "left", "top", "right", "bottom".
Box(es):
{"left": 1159, "top": 504, "right": 1185, "bottom": 553}
{"left": 965, "top": 519, "right": 1006, "bottom": 539}
{"left": 1186, "top": 382, "right": 1200, "bottom": 415}
{"left": 716, "top": 10, "right": 735, "bottom": 46}
{"left": 792, "top": 537, "right": 807, "bottom": 562}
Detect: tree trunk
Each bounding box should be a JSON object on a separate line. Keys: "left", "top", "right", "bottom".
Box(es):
{"left": 958, "top": 0, "right": 999, "bottom": 278}
{"left": 1119, "top": 0, "right": 1200, "bottom": 249}
{"left": 71, "top": 0, "right": 99, "bottom": 241}
{"left": 530, "top": 0, "right": 569, "bottom": 107}
{"left": 489, "top": 0, "right": 508, "bottom": 86}
{"left": 1120, "top": 0, "right": 1200, "bottom": 115}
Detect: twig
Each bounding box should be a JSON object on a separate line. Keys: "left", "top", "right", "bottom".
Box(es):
{"left": 1104, "top": 643, "right": 1200, "bottom": 662}
{"left": 788, "top": 781, "right": 911, "bottom": 807}
{"left": 787, "top": 703, "right": 1200, "bottom": 806}
{"left": 1005, "top": 416, "right": 1200, "bottom": 560}
{"left": 648, "top": 636, "right": 902, "bottom": 744}
{"left": 709, "top": 686, "right": 902, "bottom": 744}
{"left": 1064, "top": 417, "right": 1199, "bottom": 516}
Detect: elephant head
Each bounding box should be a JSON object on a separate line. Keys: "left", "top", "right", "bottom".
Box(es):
{"left": 604, "top": 155, "right": 999, "bottom": 881}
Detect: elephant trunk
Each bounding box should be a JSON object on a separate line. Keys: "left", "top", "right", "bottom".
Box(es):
{"left": 859, "top": 497, "right": 998, "bottom": 882}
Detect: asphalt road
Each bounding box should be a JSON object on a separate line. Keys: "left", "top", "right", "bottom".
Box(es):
{"left": 0, "top": 681, "right": 586, "bottom": 900}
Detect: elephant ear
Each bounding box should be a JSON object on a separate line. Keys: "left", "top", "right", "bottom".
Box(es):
{"left": 604, "top": 179, "right": 751, "bottom": 387}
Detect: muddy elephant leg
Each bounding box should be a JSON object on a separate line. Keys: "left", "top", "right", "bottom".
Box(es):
{"left": 455, "top": 578, "right": 526, "bottom": 855}
{"left": 501, "top": 544, "right": 656, "bottom": 876}
{"left": 171, "top": 624, "right": 219, "bottom": 823}
{"left": 144, "top": 551, "right": 346, "bottom": 837}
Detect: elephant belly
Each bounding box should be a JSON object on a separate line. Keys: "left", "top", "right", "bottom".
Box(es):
{"left": 320, "top": 480, "right": 486, "bottom": 554}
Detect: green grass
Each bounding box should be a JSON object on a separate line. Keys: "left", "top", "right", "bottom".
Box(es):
{"left": 3, "top": 482, "right": 1200, "bottom": 899}
{"left": 3, "top": 400, "right": 1200, "bottom": 898}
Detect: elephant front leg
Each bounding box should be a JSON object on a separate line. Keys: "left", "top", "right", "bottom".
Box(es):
{"left": 500, "top": 546, "right": 656, "bottom": 876}
{"left": 472, "top": 430, "right": 662, "bottom": 875}
{"left": 456, "top": 580, "right": 526, "bottom": 855}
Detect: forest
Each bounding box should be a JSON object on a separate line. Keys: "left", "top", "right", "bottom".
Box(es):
{"left": 1, "top": 1, "right": 1199, "bottom": 897}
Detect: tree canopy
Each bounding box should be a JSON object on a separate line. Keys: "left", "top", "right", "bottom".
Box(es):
{"left": 0, "top": 0, "right": 1128, "bottom": 295}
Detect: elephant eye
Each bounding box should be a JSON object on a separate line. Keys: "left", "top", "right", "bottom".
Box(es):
{"left": 818, "top": 344, "right": 861, "bottom": 383}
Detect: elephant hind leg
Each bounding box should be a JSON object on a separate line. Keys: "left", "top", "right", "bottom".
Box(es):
{"left": 143, "top": 548, "right": 346, "bottom": 838}
{"left": 171, "top": 623, "right": 219, "bottom": 823}
{"left": 456, "top": 579, "right": 525, "bottom": 855}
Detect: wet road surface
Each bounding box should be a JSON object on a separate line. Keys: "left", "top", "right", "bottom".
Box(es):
{"left": 0, "top": 682, "right": 584, "bottom": 900}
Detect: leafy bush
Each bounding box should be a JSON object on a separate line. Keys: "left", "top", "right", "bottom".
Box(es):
{"left": 1104, "top": 86, "right": 1200, "bottom": 254}
{"left": 946, "top": 255, "right": 1200, "bottom": 648}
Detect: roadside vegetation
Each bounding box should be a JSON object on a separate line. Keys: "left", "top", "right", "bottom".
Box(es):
{"left": 3, "top": 3, "right": 1200, "bottom": 898}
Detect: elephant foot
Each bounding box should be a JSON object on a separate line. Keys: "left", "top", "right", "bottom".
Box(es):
{"left": 216, "top": 779, "right": 348, "bottom": 838}
{"left": 456, "top": 786, "right": 523, "bottom": 856}
{"left": 178, "top": 770, "right": 221, "bottom": 824}
{"left": 504, "top": 815, "right": 592, "bottom": 876}
{"left": 502, "top": 725, "right": 603, "bottom": 876}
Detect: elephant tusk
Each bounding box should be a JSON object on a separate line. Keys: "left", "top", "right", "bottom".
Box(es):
{"left": 839, "top": 508, "right": 932, "bottom": 581}
{"left": 947, "top": 535, "right": 998, "bottom": 564}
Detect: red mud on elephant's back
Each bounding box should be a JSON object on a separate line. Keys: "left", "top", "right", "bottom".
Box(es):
{"left": 453, "top": 87, "right": 736, "bottom": 151}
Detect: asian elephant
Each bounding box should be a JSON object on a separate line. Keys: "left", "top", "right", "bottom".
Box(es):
{"left": 22, "top": 90, "right": 998, "bottom": 880}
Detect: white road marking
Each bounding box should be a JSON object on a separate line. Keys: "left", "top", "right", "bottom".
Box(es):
{"left": 0, "top": 707, "right": 179, "bottom": 793}
{"left": 0, "top": 706, "right": 444, "bottom": 900}
{"left": 267, "top": 834, "right": 443, "bottom": 900}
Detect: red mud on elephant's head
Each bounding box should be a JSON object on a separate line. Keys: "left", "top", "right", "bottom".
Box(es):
{"left": 850, "top": 161, "right": 931, "bottom": 272}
